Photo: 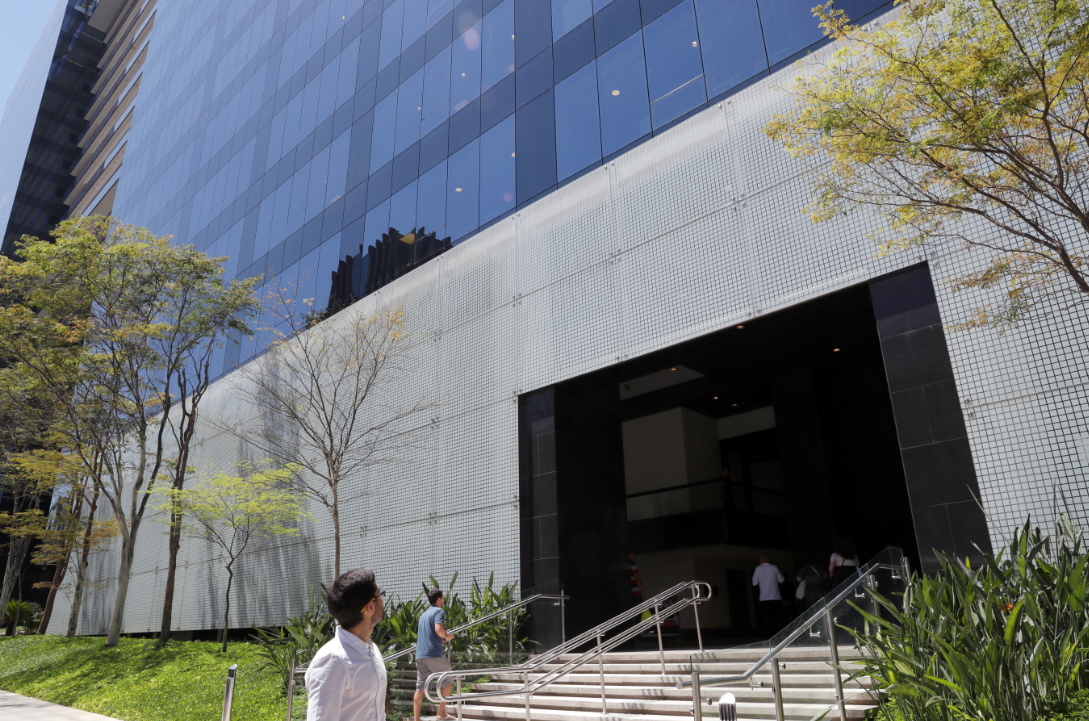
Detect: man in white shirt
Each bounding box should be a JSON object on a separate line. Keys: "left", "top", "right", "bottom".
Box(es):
{"left": 752, "top": 555, "right": 785, "bottom": 637}
{"left": 306, "top": 569, "right": 389, "bottom": 721}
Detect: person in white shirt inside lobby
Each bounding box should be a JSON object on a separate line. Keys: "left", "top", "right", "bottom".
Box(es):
{"left": 752, "top": 554, "right": 786, "bottom": 637}
{"left": 306, "top": 569, "right": 390, "bottom": 721}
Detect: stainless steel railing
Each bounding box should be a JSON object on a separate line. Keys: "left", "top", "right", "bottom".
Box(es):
{"left": 683, "top": 547, "right": 909, "bottom": 721}
{"left": 383, "top": 592, "right": 569, "bottom": 664}
{"left": 424, "top": 580, "right": 713, "bottom": 721}
{"left": 285, "top": 592, "right": 569, "bottom": 720}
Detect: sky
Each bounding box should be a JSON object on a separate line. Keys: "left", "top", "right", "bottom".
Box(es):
{"left": 0, "top": 0, "right": 58, "bottom": 124}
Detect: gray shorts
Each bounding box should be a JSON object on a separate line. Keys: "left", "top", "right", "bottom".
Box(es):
{"left": 416, "top": 655, "right": 453, "bottom": 691}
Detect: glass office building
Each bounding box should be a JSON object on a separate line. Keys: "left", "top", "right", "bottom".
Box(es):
{"left": 110, "top": 0, "right": 893, "bottom": 377}
{"left": 4, "top": 0, "right": 1086, "bottom": 639}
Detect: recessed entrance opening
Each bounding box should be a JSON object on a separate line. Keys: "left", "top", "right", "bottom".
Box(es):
{"left": 520, "top": 282, "right": 919, "bottom": 647}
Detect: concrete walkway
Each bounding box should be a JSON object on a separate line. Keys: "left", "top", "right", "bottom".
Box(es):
{"left": 0, "top": 690, "right": 121, "bottom": 720}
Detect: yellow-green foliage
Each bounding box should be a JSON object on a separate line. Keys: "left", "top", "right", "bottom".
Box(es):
{"left": 765, "top": 0, "right": 1089, "bottom": 330}
{"left": 0, "top": 636, "right": 289, "bottom": 720}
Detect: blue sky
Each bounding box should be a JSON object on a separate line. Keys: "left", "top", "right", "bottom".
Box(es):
{"left": 0, "top": 0, "right": 58, "bottom": 123}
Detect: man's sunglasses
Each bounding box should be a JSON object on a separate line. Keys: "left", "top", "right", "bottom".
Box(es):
{"left": 362, "top": 589, "right": 387, "bottom": 612}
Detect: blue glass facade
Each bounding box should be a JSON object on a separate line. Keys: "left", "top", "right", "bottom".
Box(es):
{"left": 114, "top": 0, "right": 892, "bottom": 376}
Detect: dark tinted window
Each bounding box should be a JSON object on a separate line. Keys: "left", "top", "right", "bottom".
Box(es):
{"left": 694, "top": 0, "right": 768, "bottom": 98}
{"left": 597, "top": 32, "right": 651, "bottom": 156}
{"left": 479, "top": 115, "right": 516, "bottom": 223}
{"left": 643, "top": 1, "right": 706, "bottom": 128}
{"left": 555, "top": 62, "right": 601, "bottom": 181}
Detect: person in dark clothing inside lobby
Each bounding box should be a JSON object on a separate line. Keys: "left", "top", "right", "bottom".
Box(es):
{"left": 752, "top": 554, "right": 786, "bottom": 636}
{"left": 414, "top": 589, "right": 456, "bottom": 721}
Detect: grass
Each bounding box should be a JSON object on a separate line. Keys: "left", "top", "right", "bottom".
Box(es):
{"left": 0, "top": 635, "right": 290, "bottom": 720}
{"left": 1050, "top": 691, "right": 1089, "bottom": 721}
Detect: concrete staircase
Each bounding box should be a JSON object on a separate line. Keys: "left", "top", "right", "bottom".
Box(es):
{"left": 393, "top": 648, "right": 877, "bottom": 721}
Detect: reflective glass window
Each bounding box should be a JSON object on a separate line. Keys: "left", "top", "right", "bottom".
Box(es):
{"left": 481, "top": 0, "right": 514, "bottom": 92}
{"left": 254, "top": 194, "right": 277, "bottom": 260}
{"left": 479, "top": 115, "right": 515, "bottom": 223}
{"left": 317, "top": 62, "right": 341, "bottom": 125}
{"left": 307, "top": 147, "right": 332, "bottom": 222}
{"left": 327, "top": 129, "right": 353, "bottom": 205}
{"left": 552, "top": 0, "right": 592, "bottom": 40}
{"left": 370, "top": 91, "right": 398, "bottom": 173}
{"left": 758, "top": 0, "right": 824, "bottom": 66}
{"left": 380, "top": 0, "right": 405, "bottom": 69}
{"left": 447, "top": 139, "right": 480, "bottom": 240}
{"left": 429, "top": 0, "right": 454, "bottom": 28}
{"left": 288, "top": 164, "right": 312, "bottom": 234}
{"left": 279, "top": 29, "right": 299, "bottom": 87}
{"left": 396, "top": 69, "right": 424, "bottom": 155}
{"left": 451, "top": 21, "right": 482, "bottom": 112}
{"left": 418, "top": 160, "right": 448, "bottom": 237}
{"left": 515, "top": 0, "right": 552, "bottom": 67}
{"left": 337, "top": 39, "right": 360, "bottom": 108}
{"left": 281, "top": 93, "right": 305, "bottom": 159}
{"left": 390, "top": 179, "right": 419, "bottom": 231}
{"left": 644, "top": 1, "right": 706, "bottom": 128}
{"left": 365, "top": 199, "right": 391, "bottom": 245}
{"left": 516, "top": 90, "right": 557, "bottom": 203}
{"left": 555, "top": 63, "right": 601, "bottom": 180}
{"left": 271, "top": 180, "right": 292, "bottom": 250}
{"left": 596, "top": 32, "right": 651, "bottom": 156}
{"left": 422, "top": 47, "right": 452, "bottom": 134}
{"left": 315, "top": 235, "right": 341, "bottom": 307}
{"left": 358, "top": 19, "right": 382, "bottom": 84}
{"left": 403, "top": 0, "right": 429, "bottom": 50}
{"left": 594, "top": 0, "right": 617, "bottom": 8}
{"left": 693, "top": 0, "right": 767, "bottom": 97}
{"left": 266, "top": 108, "right": 288, "bottom": 171}
{"left": 300, "top": 76, "right": 323, "bottom": 139}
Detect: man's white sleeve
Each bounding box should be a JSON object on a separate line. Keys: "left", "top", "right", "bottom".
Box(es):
{"left": 307, "top": 657, "right": 346, "bottom": 721}
{"left": 777, "top": 569, "right": 784, "bottom": 583}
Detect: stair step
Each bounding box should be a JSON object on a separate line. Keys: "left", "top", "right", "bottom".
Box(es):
{"left": 550, "top": 649, "right": 861, "bottom": 664}
{"left": 471, "top": 682, "right": 866, "bottom": 704}
{"left": 457, "top": 701, "right": 876, "bottom": 721}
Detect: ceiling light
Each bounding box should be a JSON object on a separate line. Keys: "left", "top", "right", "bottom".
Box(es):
{"left": 462, "top": 73, "right": 466, "bottom": 76}
{"left": 833, "top": 348, "right": 841, "bottom": 352}
{"left": 692, "top": 41, "right": 698, "bottom": 46}
{"left": 455, "top": 187, "right": 463, "bottom": 192}
{"left": 670, "top": 367, "right": 676, "bottom": 371}
{"left": 732, "top": 403, "right": 738, "bottom": 407}
{"left": 611, "top": 89, "right": 620, "bottom": 96}
{"left": 712, "top": 396, "right": 718, "bottom": 400}
{"left": 511, "top": 152, "right": 516, "bottom": 157}
{"left": 736, "top": 325, "right": 744, "bottom": 329}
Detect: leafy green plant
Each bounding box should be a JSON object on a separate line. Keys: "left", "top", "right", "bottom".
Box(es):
{"left": 2, "top": 600, "right": 43, "bottom": 635}
{"left": 252, "top": 585, "right": 335, "bottom": 692}
{"left": 848, "top": 516, "right": 1089, "bottom": 721}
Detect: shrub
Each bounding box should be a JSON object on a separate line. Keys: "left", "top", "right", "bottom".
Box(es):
{"left": 850, "top": 516, "right": 1089, "bottom": 721}
{"left": 2, "top": 600, "right": 43, "bottom": 636}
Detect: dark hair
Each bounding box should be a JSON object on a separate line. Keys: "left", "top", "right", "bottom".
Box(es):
{"left": 427, "top": 588, "right": 443, "bottom": 605}
{"left": 328, "top": 569, "right": 378, "bottom": 628}
{"left": 835, "top": 538, "right": 857, "bottom": 561}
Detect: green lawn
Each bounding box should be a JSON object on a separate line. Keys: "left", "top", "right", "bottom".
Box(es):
{"left": 0, "top": 635, "right": 290, "bottom": 720}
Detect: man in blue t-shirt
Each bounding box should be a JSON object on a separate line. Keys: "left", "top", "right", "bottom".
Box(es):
{"left": 414, "top": 588, "right": 455, "bottom": 721}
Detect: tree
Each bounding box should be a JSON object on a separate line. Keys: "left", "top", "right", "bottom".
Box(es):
{"left": 223, "top": 285, "right": 435, "bottom": 578}
{"left": 157, "top": 462, "right": 309, "bottom": 652}
{"left": 0, "top": 216, "right": 260, "bottom": 645}
{"left": 764, "top": 0, "right": 1089, "bottom": 329}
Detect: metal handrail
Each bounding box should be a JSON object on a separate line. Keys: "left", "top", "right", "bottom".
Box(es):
{"left": 424, "top": 580, "right": 713, "bottom": 717}
{"left": 383, "top": 592, "right": 569, "bottom": 663}
{"left": 683, "top": 547, "right": 909, "bottom": 721}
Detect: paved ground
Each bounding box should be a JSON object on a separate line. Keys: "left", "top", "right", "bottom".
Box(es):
{"left": 0, "top": 691, "right": 121, "bottom": 720}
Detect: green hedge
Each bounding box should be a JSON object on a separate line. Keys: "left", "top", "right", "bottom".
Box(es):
{"left": 0, "top": 636, "right": 287, "bottom": 720}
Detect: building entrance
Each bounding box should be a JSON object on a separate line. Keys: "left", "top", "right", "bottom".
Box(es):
{"left": 519, "top": 281, "right": 930, "bottom": 647}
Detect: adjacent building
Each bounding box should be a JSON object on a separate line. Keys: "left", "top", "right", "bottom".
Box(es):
{"left": 2, "top": 0, "right": 1086, "bottom": 639}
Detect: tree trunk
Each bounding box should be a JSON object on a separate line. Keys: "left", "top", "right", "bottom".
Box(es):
{"left": 38, "top": 491, "right": 84, "bottom": 635}
{"left": 106, "top": 528, "right": 138, "bottom": 647}
{"left": 221, "top": 564, "right": 234, "bottom": 653}
{"left": 36, "top": 554, "right": 69, "bottom": 635}
{"left": 67, "top": 487, "right": 99, "bottom": 638}
{"left": 0, "top": 534, "right": 31, "bottom": 616}
{"left": 158, "top": 512, "right": 184, "bottom": 643}
{"left": 332, "top": 482, "right": 341, "bottom": 579}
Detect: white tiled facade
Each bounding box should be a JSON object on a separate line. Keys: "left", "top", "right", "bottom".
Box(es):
{"left": 47, "top": 8, "right": 1089, "bottom": 635}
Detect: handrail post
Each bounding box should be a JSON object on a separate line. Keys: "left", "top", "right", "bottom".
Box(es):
{"left": 286, "top": 659, "right": 296, "bottom": 721}
{"left": 769, "top": 657, "right": 785, "bottom": 721}
{"left": 691, "top": 669, "right": 702, "bottom": 721}
{"left": 524, "top": 670, "right": 531, "bottom": 721}
{"left": 457, "top": 672, "right": 463, "bottom": 721}
{"left": 597, "top": 633, "right": 607, "bottom": 714}
{"left": 825, "top": 609, "right": 847, "bottom": 721}
{"left": 508, "top": 608, "right": 513, "bottom": 663}
{"left": 654, "top": 602, "right": 666, "bottom": 676}
{"left": 692, "top": 586, "right": 704, "bottom": 652}
{"left": 561, "top": 594, "right": 566, "bottom": 643}
{"left": 221, "top": 664, "right": 238, "bottom": 721}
